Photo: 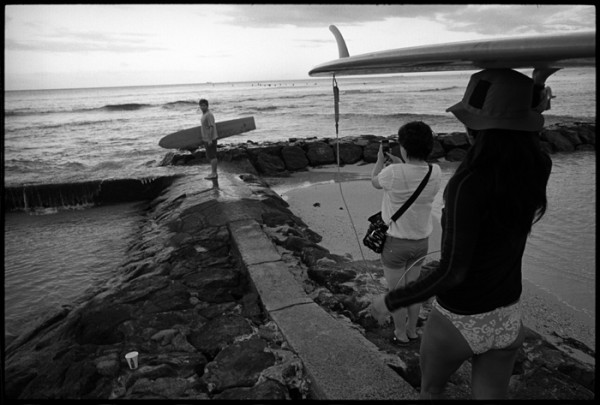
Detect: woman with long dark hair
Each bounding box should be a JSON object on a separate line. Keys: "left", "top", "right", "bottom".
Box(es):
{"left": 371, "top": 68, "right": 555, "bottom": 399}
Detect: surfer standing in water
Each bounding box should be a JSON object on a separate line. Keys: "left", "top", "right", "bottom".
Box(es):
{"left": 199, "top": 98, "right": 219, "bottom": 179}
{"left": 370, "top": 68, "right": 557, "bottom": 399}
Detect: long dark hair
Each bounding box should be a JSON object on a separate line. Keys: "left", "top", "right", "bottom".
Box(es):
{"left": 453, "top": 128, "right": 551, "bottom": 234}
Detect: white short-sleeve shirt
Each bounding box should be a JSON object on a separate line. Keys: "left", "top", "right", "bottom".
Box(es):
{"left": 377, "top": 163, "right": 442, "bottom": 240}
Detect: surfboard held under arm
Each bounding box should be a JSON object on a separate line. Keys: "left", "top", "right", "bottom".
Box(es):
{"left": 158, "top": 116, "right": 256, "bottom": 150}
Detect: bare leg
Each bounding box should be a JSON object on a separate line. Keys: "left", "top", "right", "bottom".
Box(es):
{"left": 404, "top": 264, "right": 422, "bottom": 338}
{"left": 470, "top": 323, "right": 525, "bottom": 399}
{"left": 419, "top": 306, "right": 474, "bottom": 399}
{"left": 211, "top": 158, "right": 218, "bottom": 177}
{"left": 383, "top": 264, "right": 409, "bottom": 341}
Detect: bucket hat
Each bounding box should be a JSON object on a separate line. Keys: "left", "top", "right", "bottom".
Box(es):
{"left": 446, "top": 69, "right": 544, "bottom": 131}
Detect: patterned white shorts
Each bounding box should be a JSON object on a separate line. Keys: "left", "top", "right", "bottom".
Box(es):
{"left": 432, "top": 299, "right": 522, "bottom": 355}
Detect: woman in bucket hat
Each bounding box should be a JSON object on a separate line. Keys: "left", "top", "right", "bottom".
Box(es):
{"left": 371, "top": 68, "right": 556, "bottom": 399}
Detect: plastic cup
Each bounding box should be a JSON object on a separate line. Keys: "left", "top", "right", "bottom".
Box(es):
{"left": 125, "top": 351, "right": 139, "bottom": 369}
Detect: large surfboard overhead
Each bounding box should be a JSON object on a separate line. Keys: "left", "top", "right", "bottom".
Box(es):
{"left": 159, "top": 116, "right": 256, "bottom": 151}
{"left": 309, "top": 26, "right": 595, "bottom": 76}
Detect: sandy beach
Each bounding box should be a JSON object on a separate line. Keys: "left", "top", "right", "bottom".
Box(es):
{"left": 267, "top": 162, "right": 595, "bottom": 364}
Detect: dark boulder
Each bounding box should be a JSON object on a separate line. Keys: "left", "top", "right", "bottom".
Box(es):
{"left": 428, "top": 139, "right": 446, "bottom": 160}
{"left": 541, "top": 130, "right": 575, "bottom": 152}
{"left": 281, "top": 146, "right": 309, "bottom": 171}
{"left": 445, "top": 148, "right": 468, "bottom": 162}
{"left": 202, "top": 336, "right": 276, "bottom": 393}
{"left": 188, "top": 315, "right": 253, "bottom": 359}
{"left": 256, "top": 152, "right": 286, "bottom": 175}
{"left": 439, "top": 132, "right": 470, "bottom": 151}
{"left": 362, "top": 142, "right": 380, "bottom": 163}
{"left": 306, "top": 142, "right": 335, "bottom": 166}
{"left": 333, "top": 142, "right": 363, "bottom": 164}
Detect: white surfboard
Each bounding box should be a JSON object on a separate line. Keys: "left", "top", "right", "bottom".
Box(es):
{"left": 309, "top": 26, "right": 595, "bottom": 76}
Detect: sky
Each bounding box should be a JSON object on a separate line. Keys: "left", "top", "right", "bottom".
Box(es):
{"left": 4, "top": 4, "right": 596, "bottom": 90}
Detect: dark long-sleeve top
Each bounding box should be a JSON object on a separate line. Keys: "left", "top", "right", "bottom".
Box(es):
{"left": 384, "top": 159, "right": 551, "bottom": 315}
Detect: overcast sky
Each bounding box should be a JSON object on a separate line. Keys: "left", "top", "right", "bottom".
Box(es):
{"left": 4, "top": 4, "right": 596, "bottom": 90}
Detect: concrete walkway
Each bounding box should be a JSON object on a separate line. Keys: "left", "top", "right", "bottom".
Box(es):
{"left": 213, "top": 163, "right": 418, "bottom": 400}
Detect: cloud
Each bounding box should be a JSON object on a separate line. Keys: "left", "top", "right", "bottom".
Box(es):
{"left": 431, "top": 5, "right": 595, "bottom": 35}
{"left": 6, "top": 29, "right": 166, "bottom": 53}
{"left": 221, "top": 4, "right": 595, "bottom": 35}
{"left": 219, "top": 4, "right": 457, "bottom": 27}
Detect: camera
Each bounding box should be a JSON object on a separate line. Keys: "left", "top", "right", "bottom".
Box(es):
{"left": 381, "top": 139, "right": 390, "bottom": 153}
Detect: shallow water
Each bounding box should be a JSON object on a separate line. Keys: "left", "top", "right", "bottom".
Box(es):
{"left": 273, "top": 151, "right": 595, "bottom": 349}
{"left": 4, "top": 202, "right": 145, "bottom": 338}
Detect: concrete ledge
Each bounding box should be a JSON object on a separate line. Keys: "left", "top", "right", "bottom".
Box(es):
{"left": 246, "top": 261, "right": 313, "bottom": 313}
{"left": 228, "top": 219, "right": 281, "bottom": 265}
{"left": 270, "top": 302, "right": 418, "bottom": 400}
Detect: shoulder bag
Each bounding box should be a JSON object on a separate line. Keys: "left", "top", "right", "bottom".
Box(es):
{"left": 363, "top": 164, "right": 433, "bottom": 254}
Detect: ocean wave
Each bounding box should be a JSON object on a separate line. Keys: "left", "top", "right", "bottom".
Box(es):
{"left": 342, "top": 89, "right": 383, "bottom": 95}
{"left": 162, "top": 100, "right": 197, "bottom": 109}
{"left": 102, "top": 103, "right": 152, "bottom": 111}
{"left": 91, "top": 161, "right": 126, "bottom": 170}
{"left": 418, "top": 86, "right": 461, "bottom": 92}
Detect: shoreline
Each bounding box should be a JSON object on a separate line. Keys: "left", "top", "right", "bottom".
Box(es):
{"left": 266, "top": 162, "right": 595, "bottom": 363}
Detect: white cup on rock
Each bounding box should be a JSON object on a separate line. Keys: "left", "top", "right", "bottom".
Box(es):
{"left": 125, "top": 351, "right": 139, "bottom": 369}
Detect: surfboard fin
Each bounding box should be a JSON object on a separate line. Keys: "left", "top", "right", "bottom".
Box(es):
{"left": 329, "top": 25, "right": 349, "bottom": 58}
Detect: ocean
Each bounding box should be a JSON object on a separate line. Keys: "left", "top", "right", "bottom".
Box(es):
{"left": 3, "top": 68, "right": 596, "bottom": 342}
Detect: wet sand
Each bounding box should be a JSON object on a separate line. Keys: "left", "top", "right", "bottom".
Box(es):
{"left": 267, "top": 162, "right": 595, "bottom": 365}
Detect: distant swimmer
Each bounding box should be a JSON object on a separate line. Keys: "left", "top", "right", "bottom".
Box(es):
{"left": 199, "top": 98, "right": 218, "bottom": 179}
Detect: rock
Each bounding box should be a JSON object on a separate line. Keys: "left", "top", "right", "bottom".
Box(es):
{"left": 169, "top": 333, "right": 198, "bottom": 353}
{"left": 307, "top": 266, "right": 357, "bottom": 285}
{"left": 558, "top": 129, "right": 583, "bottom": 147}
{"left": 428, "top": 139, "right": 446, "bottom": 159}
{"left": 439, "top": 132, "right": 470, "bottom": 150}
{"left": 540, "top": 141, "right": 554, "bottom": 154}
{"left": 445, "top": 148, "right": 468, "bottom": 162}
{"left": 73, "top": 304, "right": 131, "bottom": 345}
{"left": 126, "top": 364, "right": 179, "bottom": 389}
{"left": 300, "top": 246, "right": 331, "bottom": 266}
{"left": 256, "top": 152, "right": 286, "bottom": 175}
{"left": 306, "top": 142, "right": 335, "bottom": 166}
{"left": 258, "top": 321, "right": 284, "bottom": 344}
{"left": 130, "top": 377, "right": 189, "bottom": 398}
{"left": 362, "top": 142, "right": 380, "bottom": 163}
{"left": 188, "top": 315, "right": 253, "bottom": 359}
{"left": 181, "top": 267, "right": 241, "bottom": 303}
{"left": 239, "top": 292, "right": 263, "bottom": 323}
{"left": 213, "top": 379, "right": 288, "bottom": 400}
{"left": 258, "top": 348, "right": 309, "bottom": 398}
{"left": 333, "top": 142, "right": 363, "bottom": 164}
{"left": 283, "top": 235, "right": 325, "bottom": 252}
{"left": 195, "top": 301, "right": 237, "bottom": 320}
{"left": 202, "top": 336, "right": 276, "bottom": 393}
{"left": 576, "top": 144, "right": 595, "bottom": 151}
{"left": 96, "top": 358, "right": 120, "bottom": 377}
{"left": 509, "top": 367, "right": 594, "bottom": 400}
{"left": 541, "top": 130, "right": 575, "bottom": 152}
{"left": 159, "top": 152, "right": 176, "bottom": 166}
{"left": 151, "top": 329, "right": 179, "bottom": 346}
{"left": 281, "top": 146, "right": 309, "bottom": 170}
{"left": 140, "top": 281, "right": 193, "bottom": 314}
{"left": 576, "top": 125, "right": 595, "bottom": 145}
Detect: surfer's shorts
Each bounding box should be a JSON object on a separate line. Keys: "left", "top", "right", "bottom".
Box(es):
{"left": 205, "top": 140, "right": 218, "bottom": 160}
{"left": 432, "top": 299, "right": 522, "bottom": 355}
{"left": 380, "top": 236, "right": 428, "bottom": 270}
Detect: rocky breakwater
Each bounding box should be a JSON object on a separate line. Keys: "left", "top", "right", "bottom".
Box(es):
{"left": 258, "top": 204, "right": 596, "bottom": 399}
{"left": 159, "top": 122, "right": 595, "bottom": 175}
{"left": 4, "top": 167, "right": 314, "bottom": 400}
